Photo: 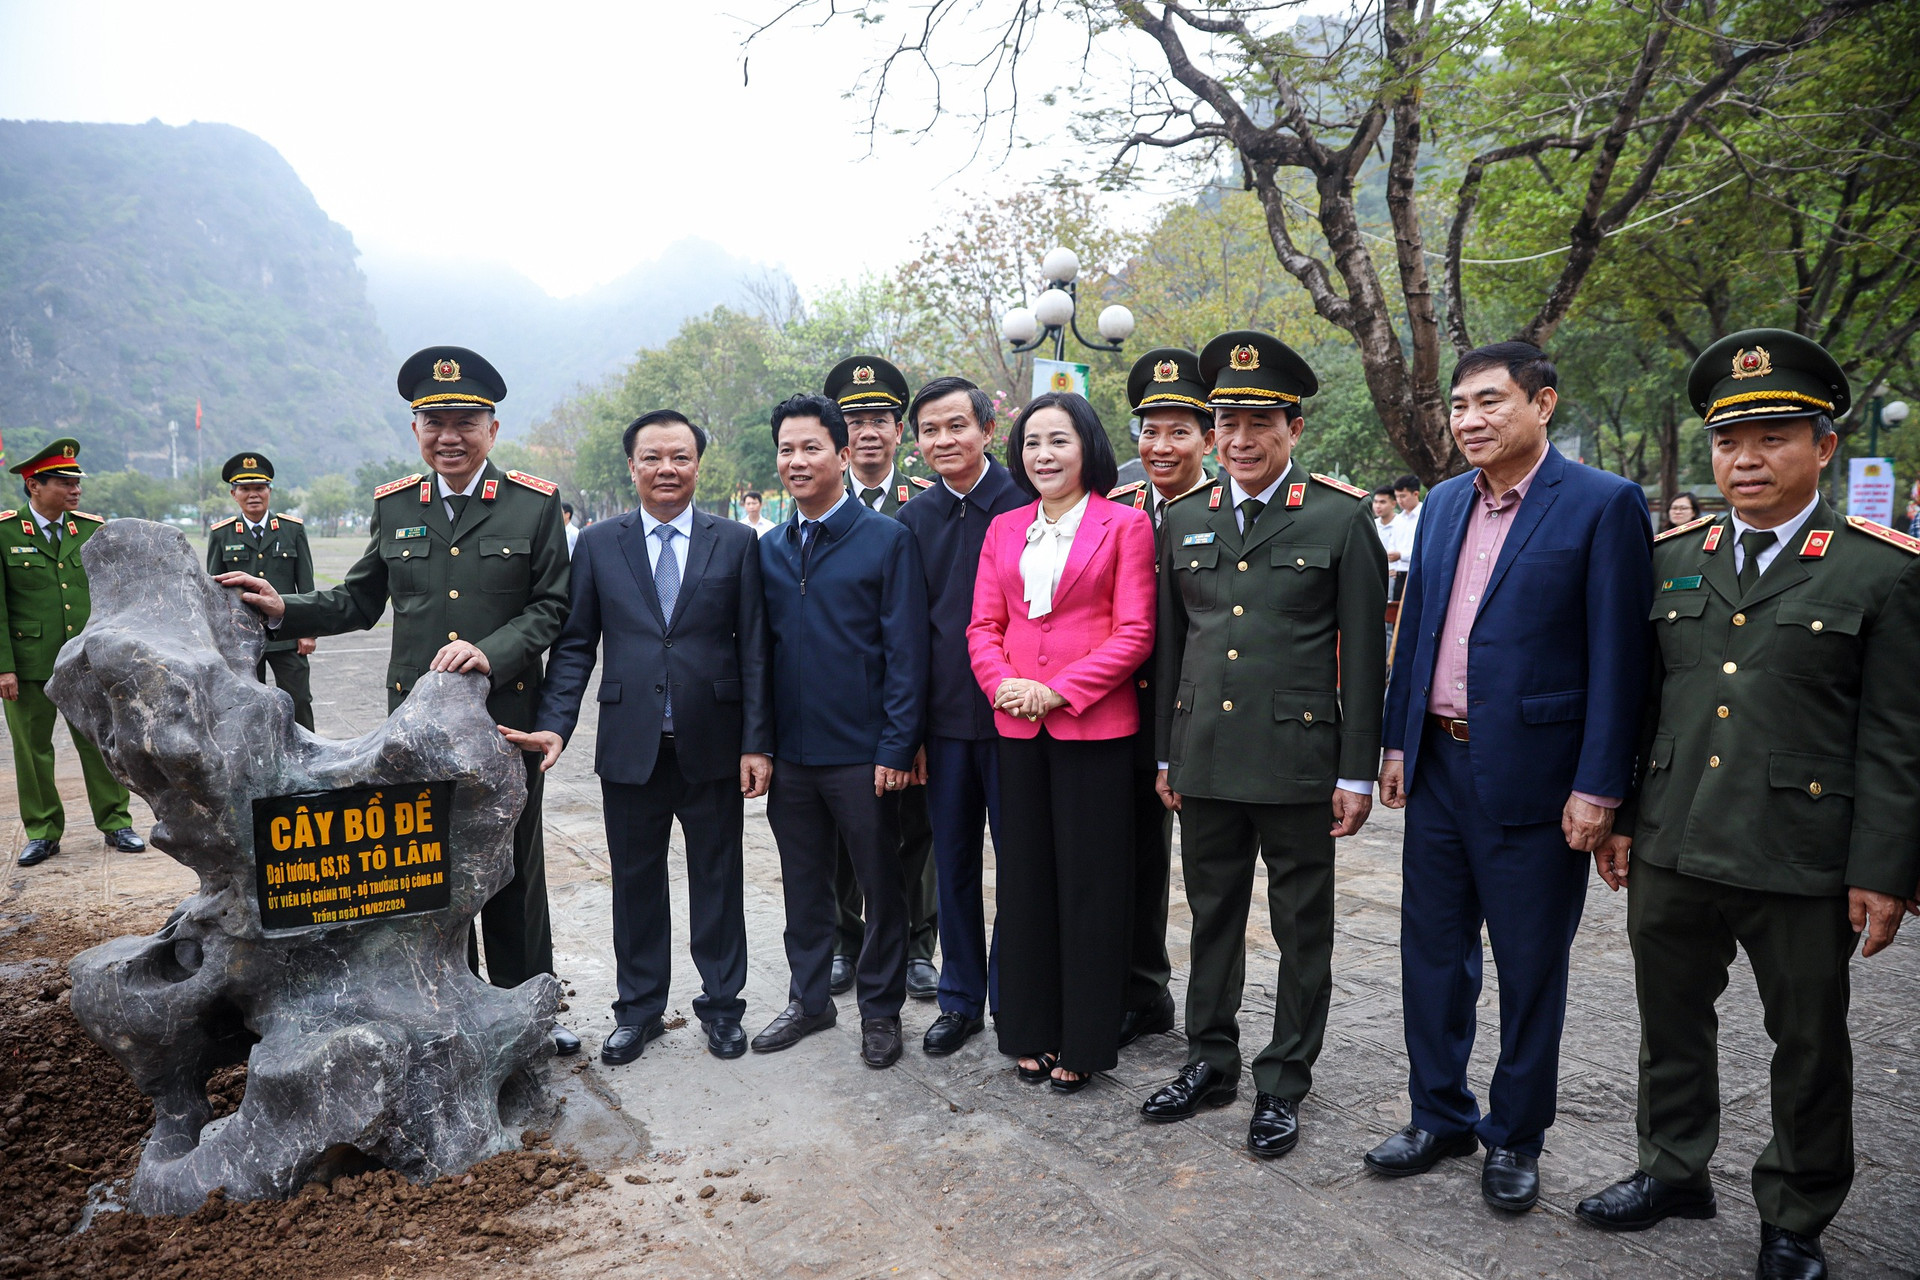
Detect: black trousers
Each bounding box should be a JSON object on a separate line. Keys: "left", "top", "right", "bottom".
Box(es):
{"left": 469, "top": 753, "right": 555, "bottom": 990}
{"left": 1125, "top": 764, "right": 1174, "bottom": 1013}
{"left": 768, "top": 761, "right": 906, "bottom": 1019}
{"left": 601, "top": 738, "right": 748, "bottom": 1028}
{"left": 833, "top": 782, "right": 938, "bottom": 962}
{"left": 995, "top": 731, "right": 1133, "bottom": 1075}
{"left": 258, "top": 649, "right": 313, "bottom": 730}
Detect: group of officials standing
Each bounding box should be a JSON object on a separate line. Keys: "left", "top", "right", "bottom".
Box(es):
{"left": 7, "top": 317, "right": 1900, "bottom": 1280}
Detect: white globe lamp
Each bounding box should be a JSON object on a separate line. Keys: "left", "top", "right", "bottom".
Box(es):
{"left": 1000, "top": 307, "right": 1039, "bottom": 345}
{"left": 1097, "top": 304, "right": 1136, "bottom": 343}
{"left": 1033, "top": 288, "right": 1075, "bottom": 330}
{"left": 1041, "top": 246, "right": 1080, "bottom": 284}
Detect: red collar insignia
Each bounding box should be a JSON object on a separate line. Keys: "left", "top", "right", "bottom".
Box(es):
{"left": 1702, "top": 525, "right": 1724, "bottom": 552}
{"left": 897, "top": 484, "right": 909, "bottom": 504}
{"left": 1285, "top": 483, "right": 1306, "bottom": 508}
{"left": 1208, "top": 486, "right": 1223, "bottom": 510}
{"left": 481, "top": 478, "right": 499, "bottom": 502}
{"left": 1799, "top": 529, "right": 1832, "bottom": 558}
{"left": 419, "top": 481, "right": 433, "bottom": 504}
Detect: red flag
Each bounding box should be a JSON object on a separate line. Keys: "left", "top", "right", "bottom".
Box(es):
{"left": 195, "top": 399, "right": 203, "bottom": 431}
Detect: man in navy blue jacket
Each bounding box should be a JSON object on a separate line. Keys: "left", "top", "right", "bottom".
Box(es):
{"left": 752, "top": 392, "right": 930, "bottom": 1069}
{"left": 896, "top": 376, "right": 1026, "bottom": 1056}
{"left": 1366, "top": 342, "right": 1652, "bottom": 1213}
{"left": 503, "top": 410, "right": 772, "bottom": 1066}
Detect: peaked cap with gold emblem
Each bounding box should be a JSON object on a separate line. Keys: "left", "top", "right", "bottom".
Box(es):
{"left": 1198, "top": 330, "right": 1318, "bottom": 410}
{"left": 823, "top": 355, "right": 910, "bottom": 413}
{"left": 221, "top": 452, "right": 275, "bottom": 485}
{"left": 1687, "top": 328, "right": 1849, "bottom": 430}
{"left": 9, "top": 438, "right": 85, "bottom": 479}
{"left": 397, "top": 345, "right": 507, "bottom": 414}
{"left": 1127, "top": 346, "right": 1211, "bottom": 418}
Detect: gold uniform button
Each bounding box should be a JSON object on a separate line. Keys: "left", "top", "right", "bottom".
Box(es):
{"left": 1232, "top": 605, "right": 1244, "bottom": 616}
{"left": 1137, "top": 679, "right": 1149, "bottom": 689}
{"left": 60, "top": 583, "right": 67, "bottom": 590}
{"left": 394, "top": 682, "right": 402, "bottom": 692}
{"left": 1709, "top": 755, "right": 1721, "bottom": 768}
{"left": 1723, "top": 661, "right": 1737, "bottom": 674}
{"left": 1296, "top": 557, "right": 1306, "bottom": 567}
{"left": 1237, "top": 560, "right": 1248, "bottom": 572}
{"left": 1190, "top": 559, "right": 1199, "bottom": 569}
{"left": 450, "top": 546, "right": 461, "bottom": 556}
{"left": 516, "top": 681, "right": 525, "bottom": 691}
{"left": 1303, "top": 710, "right": 1314, "bottom": 723}
{"left": 65, "top": 625, "right": 72, "bottom": 633}
{"left": 1732, "top": 613, "right": 1745, "bottom": 626}
{"left": 63, "top": 603, "right": 70, "bottom": 610}
{"left": 1717, "top": 705, "right": 1729, "bottom": 718}
{"left": 1228, "top": 649, "right": 1239, "bottom": 660}
{"left": 447, "top": 631, "right": 459, "bottom": 640}
{"left": 1811, "top": 620, "right": 1824, "bottom": 632}
{"left": 1667, "top": 609, "right": 1677, "bottom": 620}
{"left": 448, "top": 589, "right": 459, "bottom": 599}
{"left": 501, "top": 547, "right": 512, "bottom": 557}
{"left": 402, "top": 549, "right": 411, "bottom": 558}
{"left": 1222, "top": 700, "right": 1234, "bottom": 711}
{"left": 1809, "top": 781, "right": 1823, "bottom": 797}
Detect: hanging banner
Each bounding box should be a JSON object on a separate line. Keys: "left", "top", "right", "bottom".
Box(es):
{"left": 1031, "top": 358, "right": 1089, "bottom": 400}
{"left": 1848, "top": 456, "right": 1895, "bottom": 525}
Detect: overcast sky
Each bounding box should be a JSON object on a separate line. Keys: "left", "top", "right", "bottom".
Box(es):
{"left": 0, "top": 0, "right": 1150, "bottom": 296}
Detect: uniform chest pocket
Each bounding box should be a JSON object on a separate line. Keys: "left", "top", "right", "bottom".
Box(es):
{"left": 1269, "top": 545, "right": 1333, "bottom": 614}
{"left": 5, "top": 548, "right": 49, "bottom": 586}
{"left": 381, "top": 536, "right": 432, "bottom": 592}
{"left": 1650, "top": 593, "right": 1708, "bottom": 669}
{"left": 1176, "top": 545, "right": 1218, "bottom": 611}
{"left": 475, "top": 536, "right": 532, "bottom": 593}
{"left": 1768, "top": 600, "right": 1863, "bottom": 682}
{"left": 218, "top": 542, "right": 255, "bottom": 564}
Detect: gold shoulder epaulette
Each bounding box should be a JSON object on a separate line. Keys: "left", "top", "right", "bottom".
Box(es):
{"left": 910, "top": 476, "right": 933, "bottom": 489}
{"left": 1654, "top": 513, "right": 1716, "bottom": 543}
{"left": 209, "top": 515, "right": 238, "bottom": 531}
{"left": 1311, "top": 473, "right": 1369, "bottom": 499}
{"left": 1844, "top": 515, "right": 1920, "bottom": 554}
{"left": 506, "top": 469, "right": 558, "bottom": 496}
{"left": 373, "top": 473, "right": 425, "bottom": 499}
{"left": 0, "top": 510, "right": 17, "bottom": 521}
{"left": 71, "top": 510, "right": 104, "bottom": 523}
{"left": 1107, "top": 480, "right": 1145, "bottom": 499}
{"left": 277, "top": 513, "right": 303, "bottom": 524}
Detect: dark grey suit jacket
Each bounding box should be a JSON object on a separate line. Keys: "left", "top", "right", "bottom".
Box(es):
{"left": 536, "top": 505, "right": 773, "bottom": 786}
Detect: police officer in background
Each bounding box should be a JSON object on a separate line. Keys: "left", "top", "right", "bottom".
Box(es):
{"left": 0, "top": 439, "right": 144, "bottom": 866}
{"left": 1106, "top": 347, "right": 1217, "bottom": 1047}
{"left": 823, "top": 355, "right": 941, "bottom": 1001}
{"left": 207, "top": 453, "right": 316, "bottom": 729}
{"left": 218, "top": 346, "right": 577, "bottom": 1054}
{"left": 1144, "top": 331, "right": 1388, "bottom": 1158}
{"left": 1578, "top": 331, "right": 1920, "bottom": 1280}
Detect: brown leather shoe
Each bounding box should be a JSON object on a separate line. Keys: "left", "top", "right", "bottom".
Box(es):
{"left": 861, "top": 1016, "right": 902, "bottom": 1068}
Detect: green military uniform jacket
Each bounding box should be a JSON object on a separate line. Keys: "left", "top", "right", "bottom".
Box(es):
{"left": 275, "top": 461, "right": 570, "bottom": 730}
{"left": 206, "top": 512, "right": 314, "bottom": 654}
{"left": 1618, "top": 502, "right": 1920, "bottom": 899}
{"left": 848, "top": 470, "right": 929, "bottom": 517}
{"left": 1111, "top": 472, "right": 1212, "bottom": 771}
{"left": 1156, "top": 471, "right": 1389, "bottom": 804}
{"left": 0, "top": 507, "right": 105, "bottom": 680}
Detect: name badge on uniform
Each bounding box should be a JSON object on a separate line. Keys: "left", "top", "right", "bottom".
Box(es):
{"left": 393, "top": 526, "right": 428, "bottom": 539}
{"left": 1660, "top": 575, "right": 1702, "bottom": 592}
{"left": 224, "top": 543, "right": 249, "bottom": 553}
{"left": 8, "top": 546, "right": 38, "bottom": 555}
{"left": 1181, "top": 532, "right": 1217, "bottom": 546}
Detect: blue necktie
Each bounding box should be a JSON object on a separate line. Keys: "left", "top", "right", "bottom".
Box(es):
{"left": 653, "top": 525, "right": 680, "bottom": 724}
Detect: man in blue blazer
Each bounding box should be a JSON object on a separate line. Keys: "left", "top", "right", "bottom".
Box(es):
{"left": 503, "top": 410, "right": 773, "bottom": 1066}
{"left": 753, "top": 392, "right": 930, "bottom": 1069}
{"left": 1367, "top": 342, "right": 1653, "bottom": 1212}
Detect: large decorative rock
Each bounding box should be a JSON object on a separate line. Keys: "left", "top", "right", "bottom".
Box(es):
{"left": 49, "top": 520, "right": 558, "bottom": 1214}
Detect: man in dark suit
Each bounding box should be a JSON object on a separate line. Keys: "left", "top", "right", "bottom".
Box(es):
{"left": 1369, "top": 341, "right": 1653, "bottom": 1213}
{"left": 753, "top": 392, "right": 929, "bottom": 1069}
{"left": 503, "top": 410, "right": 772, "bottom": 1064}
{"left": 896, "top": 375, "right": 1026, "bottom": 1055}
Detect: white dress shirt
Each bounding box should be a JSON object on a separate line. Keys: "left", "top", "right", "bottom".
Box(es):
{"left": 942, "top": 459, "right": 991, "bottom": 501}
{"left": 1730, "top": 493, "right": 1821, "bottom": 578}
{"left": 850, "top": 468, "right": 897, "bottom": 510}
{"left": 437, "top": 469, "right": 484, "bottom": 522}
{"left": 1019, "top": 492, "right": 1089, "bottom": 619}
{"left": 638, "top": 502, "right": 696, "bottom": 574}
{"left": 1227, "top": 466, "right": 1291, "bottom": 532}
{"left": 29, "top": 507, "right": 64, "bottom": 541}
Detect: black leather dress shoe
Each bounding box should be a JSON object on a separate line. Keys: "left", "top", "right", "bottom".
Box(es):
{"left": 1758, "top": 1224, "right": 1827, "bottom": 1280}
{"left": 828, "top": 954, "right": 856, "bottom": 995}
{"left": 905, "top": 958, "right": 939, "bottom": 1000}
{"left": 553, "top": 1025, "right": 583, "bottom": 1057}
{"left": 1575, "top": 1171, "right": 1716, "bottom": 1231}
{"left": 751, "top": 1000, "right": 837, "bottom": 1053}
{"left": 1118, "top": 990, "right": 1177, "bottom": 1047}
{"left": 16, "top": 838, "right": 58, "bottom": 867}
{"left": 703, "top": 1017, "right": 746, "bottom": 1059}
{"left": 1482, "top": 1147, "right": 1540, "bottom": 1212}
{"left": 861, "top": 1016, "right": 902, "bottom": 1068}
{"left": 1247, "top": 1094, "right": 1299, "bottom": 1158}
{"left": 103, "top": 827, "right": 146, "bottom": 852}
{"left": 1364, "top": 1124, "right": 1478, "bottom": 1177}
{"left": 599, "top": 1018, "right": 664, "bottom": 1065}
{"left": 923, "top": 1011, "right": 983, "bottom": 1055}
{"left": 1141, "top": 1061, "right": 1238, "bottom": 1122}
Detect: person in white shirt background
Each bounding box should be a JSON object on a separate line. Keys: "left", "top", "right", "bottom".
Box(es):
{"left": 739, "top": 490, "right": 776, "bottom": 537}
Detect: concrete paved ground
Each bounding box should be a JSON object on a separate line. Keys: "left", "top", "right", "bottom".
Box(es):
{"left": 4, "top": 533, "right": 1915, "bottom": 1277}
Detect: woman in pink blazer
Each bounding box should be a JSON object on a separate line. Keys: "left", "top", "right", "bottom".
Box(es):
{"left": 967, "top": 392, "right": 1156, "bottom": 1092}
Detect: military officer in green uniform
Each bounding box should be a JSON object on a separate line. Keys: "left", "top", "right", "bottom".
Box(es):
{"left": 1108, "top": 347, "right": 1217, "bottom": 1047}
{"left": 1577, "top": 331, "right": 1920, "bottom": 1280}
{"left": 0, "top": 440, "right": 143, "bottom": 866}
{"left": 217, "top": 346, "right": 578, "bottom": 1054}
{"left": 822, "top": 355, "right": 941, "bottom": 1000}
{"left": 206, "top": 452, "right": 316, "bottom": 729}
{"left": 1143, "top": 331, "right": 1388, "bottom": 1159}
